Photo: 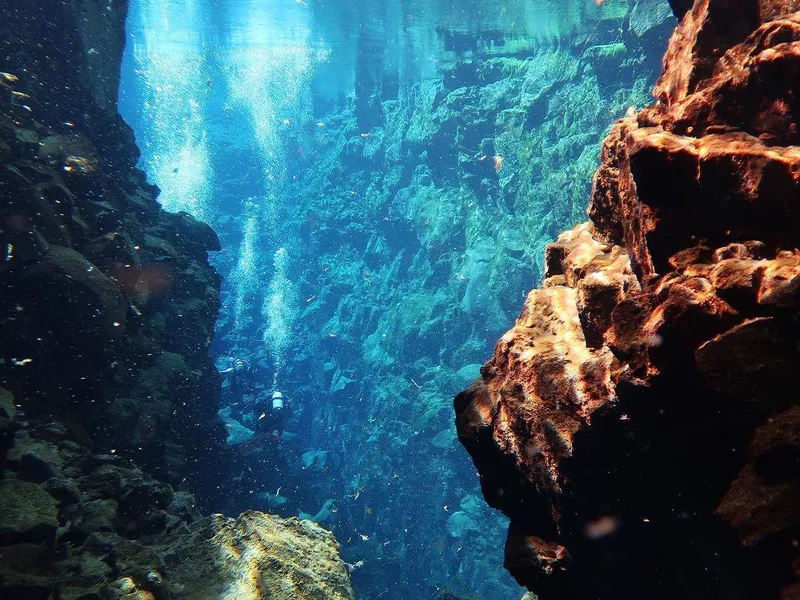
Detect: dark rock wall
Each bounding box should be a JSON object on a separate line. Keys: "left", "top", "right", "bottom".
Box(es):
{"left": 0, "top": 0, "right": 226, "bottom": 499}
{"left": 0, "top": 0, "right": 134, "bottom": 171}
{"left": 455, "top": 1, "right": 800, "bottom": 598}
{"left": 0, "top": 2, "right": 359, "bottom": 598}
{"left": 0, "top": 8, "right": 356, "bottom": 599}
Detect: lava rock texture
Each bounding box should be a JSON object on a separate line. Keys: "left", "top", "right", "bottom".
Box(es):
{"left": 455, "top": 1, "right": 800, "bottom": 599}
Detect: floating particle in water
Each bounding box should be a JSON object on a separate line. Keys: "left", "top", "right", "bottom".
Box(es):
{"left": 583, "top": 515, "right": 620, "bottom": 539}
{"left": 646, "top": 334, "right": 664, "bottom": 347}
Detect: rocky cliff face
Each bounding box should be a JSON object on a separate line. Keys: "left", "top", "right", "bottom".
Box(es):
{"left": 455, "top": 1, "right": 800, "bottom": 598}
{"left": 1, "top": 0, "right": 224, "bottom": 497}
{"left": 0, "top": 2, "right": 354, "bottom": 599}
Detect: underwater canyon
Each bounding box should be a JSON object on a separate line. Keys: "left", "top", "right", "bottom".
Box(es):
{"left": 0, "top": 1, "right": 798, "bottom": 599}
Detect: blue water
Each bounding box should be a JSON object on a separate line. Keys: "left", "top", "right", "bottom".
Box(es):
{"left": 119, "top": 1, "right": 671, "bottom": 598}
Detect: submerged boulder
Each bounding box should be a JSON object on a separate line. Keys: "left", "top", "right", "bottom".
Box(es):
{"left": 630, "top": 0, "right": 676, "bottom": 37}
{"left": 167, "top": 512, "right": 354, "bottom": 600}
{"left": 0, "top": 479, "right": 58, "bottom": 545}
{"left": 25, "top": 245, "right": 127, "bottom": 337}
{"left": 0, "top": 387, "right": 16, "bottom": 434}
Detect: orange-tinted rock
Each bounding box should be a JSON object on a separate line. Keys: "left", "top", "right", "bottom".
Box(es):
{"left": 455, "top": 2, "right": 800, "bottom": 598}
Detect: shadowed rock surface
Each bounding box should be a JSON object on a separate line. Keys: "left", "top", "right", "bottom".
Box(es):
{"left": 455, "top": 1, "right": 800, "bottom": 598}
{"left": 0, "top": 2, "right": 354, "bottom": 599}
{"left": 0, "top": 0, "right": 224, "bottom": 496}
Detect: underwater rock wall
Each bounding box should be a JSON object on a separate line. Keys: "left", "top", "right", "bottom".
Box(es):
{"left": 455, "top": 1, "right": 800, "bottom": 598}
{"left": 0, "top": 0, "right": 225, "bottom": 495}
{"left": 207, "top": 3, "right": 676, "bottom": 597}
{"left": 1, "top": 3, "right": 355, "bottom": 599}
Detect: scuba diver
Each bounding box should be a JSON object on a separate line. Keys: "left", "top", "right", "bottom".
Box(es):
{"left": 219, "top": 357, "right": 254, "bottom": 418}
{"left": 253, "top": 388, "right": 293, "bottom": 441}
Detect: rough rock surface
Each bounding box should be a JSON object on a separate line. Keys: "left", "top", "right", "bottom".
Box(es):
{"left": 455, "top": 1, "right": 800, "bottom": 598}
{"left": 0, "top": 1, "right": 225, "bottom": 494}
{"left": 0, "top": 403, "right": 354, "bottom": 600}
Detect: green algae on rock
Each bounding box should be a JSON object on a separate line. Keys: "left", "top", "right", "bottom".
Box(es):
{"left": 0, "top": 414, "right": 355, "bottom": 600}
{"left": 0, "top": 479, "right": 58, "bottom": 545}
{"left": 167, "top": 512, "right": 354, "bottom": 600}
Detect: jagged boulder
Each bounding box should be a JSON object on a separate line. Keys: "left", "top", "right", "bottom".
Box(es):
{"left": 0, "top": 479, "right": 58, "bottom": 545}
{"left": 455, "top": 2, "right": 800, "bottom": 598}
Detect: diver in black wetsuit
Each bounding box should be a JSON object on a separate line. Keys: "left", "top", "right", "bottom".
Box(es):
{"left": 219, "top": 358, "right": 253, "bottom": 418}
{"left": 252, "top": 389, "right": 290, "bottom": 441}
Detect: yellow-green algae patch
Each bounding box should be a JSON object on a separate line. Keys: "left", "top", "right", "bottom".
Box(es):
{"left": 167, "top": 512, "right": 355, "bottom": 600}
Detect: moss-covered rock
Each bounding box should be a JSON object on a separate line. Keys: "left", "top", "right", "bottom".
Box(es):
{"left": 0, "top": 426, "right": 355, "bottom": 600}
{"left": 0, "top": 387, "right": 15, "bottom": 434}
{"left": 630, "top": 0, "right": 676, "bottom": 37}
{"left": 0, "top": 479, "right": 58, "bottom": 544}
{"left": 167, "top": 512, "right": 354, "bottom": 600}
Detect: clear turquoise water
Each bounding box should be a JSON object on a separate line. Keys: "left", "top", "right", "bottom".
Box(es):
{"left": 119, "top": 1, "right": 670, "bottom": 598}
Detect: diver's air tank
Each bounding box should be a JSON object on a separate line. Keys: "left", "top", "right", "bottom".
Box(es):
{"left": 272, "top": 390, "right": 284, "bottom": 411}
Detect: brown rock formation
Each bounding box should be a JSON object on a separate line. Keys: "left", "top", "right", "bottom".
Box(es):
{"left": 455, "top": 2, "right": 800, "bottom": 598}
